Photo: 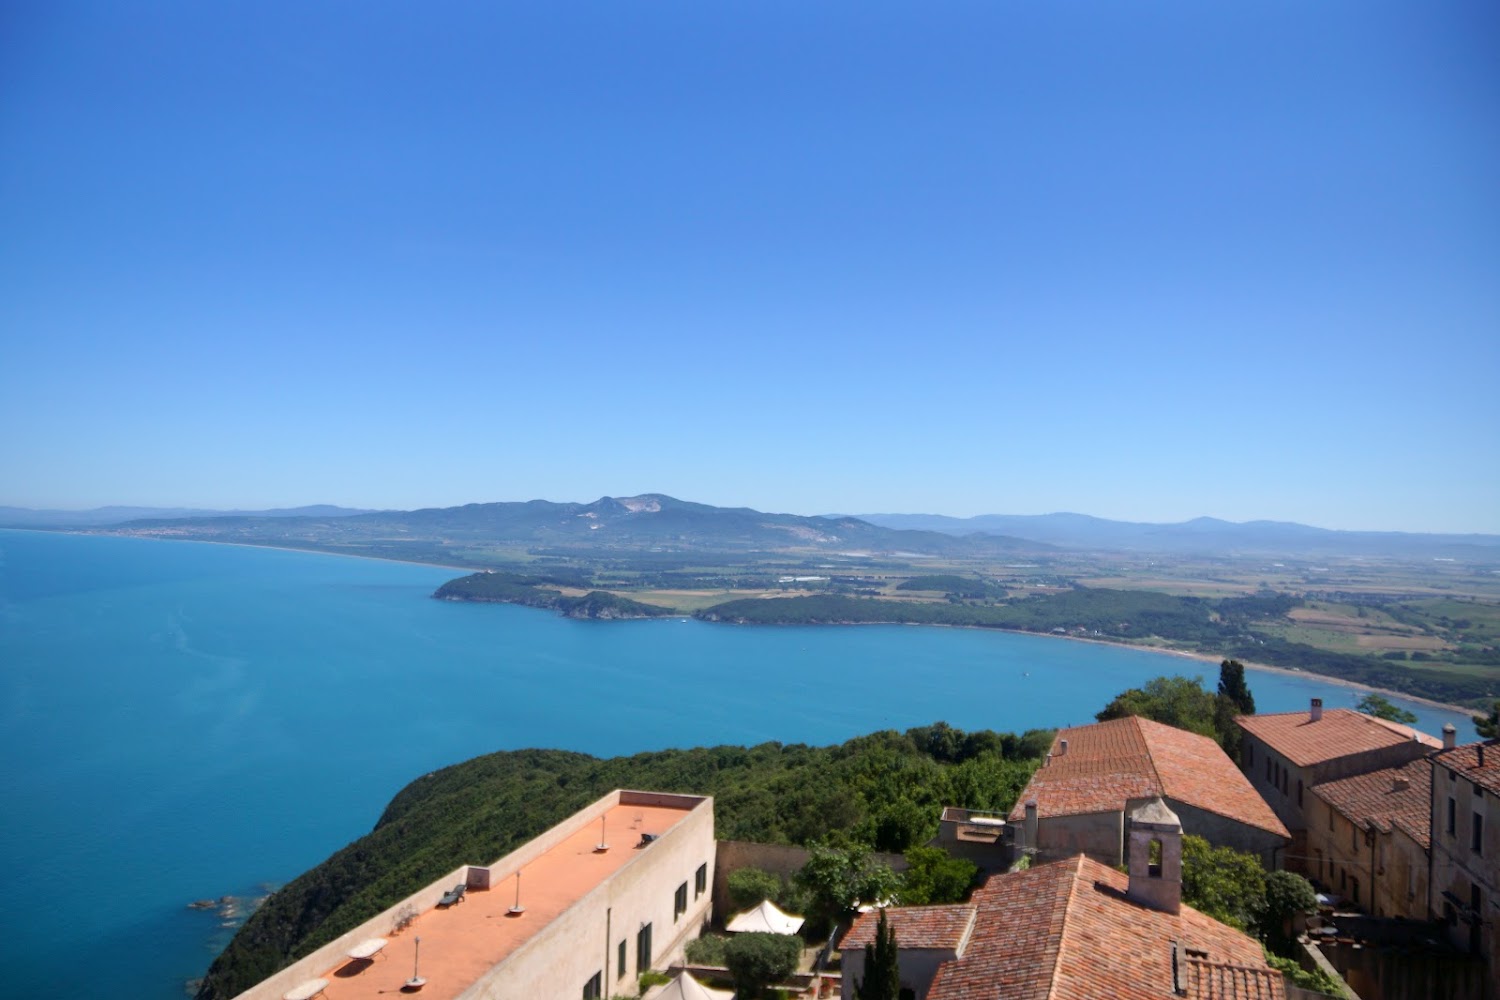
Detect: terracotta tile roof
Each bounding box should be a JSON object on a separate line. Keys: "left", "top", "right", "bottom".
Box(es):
{"left": 842, "top": 904, "right": 976, "bottom": 951}
{"left": 1006, "top": 716, "right": 1288, "bottom": 839}
{"left": 1432, "top": 740, "right": 1500, "bottom": 796}
{"left": 1311, "top": 758, "right": 1433, "bottom": 848}
{"left": 925, "top": 855, "right": 1285, "bottom": 1000}
{"left": 1236, "top": 708, "right": 1439, "bottom": 767}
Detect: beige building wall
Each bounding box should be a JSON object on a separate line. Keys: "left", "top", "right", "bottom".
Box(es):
{"left": 1034, "top": 810, "right": 1123, "bottom": 865}
{"left": 231, "top": 790, "right": 715, "bottom": 1000}
{"left": 1429, "top": 761, "right": 1500, "bottom": 997}
{"left": 460, "top": 791, "right": 715, "bottom": 1000}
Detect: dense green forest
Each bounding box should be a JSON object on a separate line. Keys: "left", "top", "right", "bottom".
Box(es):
{"left": 196, "top": 724, "right": 1048, "bottom": 1000}
{"left": 694, "top": 591, "right": 1495, "bottom": 705}
{"left": 434, "top": 572, "right": 672, "bottom": 618}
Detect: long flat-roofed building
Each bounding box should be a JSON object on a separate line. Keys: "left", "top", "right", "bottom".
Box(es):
{"left": 234, "top": 790, "right": 714, "bottom": 1000}
{"left": 1007, "top": 715, "right": 1289, "bottom": 866}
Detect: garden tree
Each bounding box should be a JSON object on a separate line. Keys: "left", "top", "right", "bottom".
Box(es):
{"left": 728, "top": 868, "right": 783, "bottom": 911}
{"left": 1260, "top": 871, "right": 1318, "bottom": 950}
{"left": 1474, "top": 701, "right": 1500, "bottom": 739}
{"left": 1217, "top": 659, "right": 1256, "bottom": 714}
{"left": 795, "top": 843, "right": 901, "bottom": 928}
{"left": 1096, "top": 676, "right": 1218, "bottom": 740}
{"left": 1356, "top": 692, "right": 1418, "bottom": 725}
{"left": 723, "top": 932, "right": 803, "bottom": 1000}
{"left": 1180, "top": 835, "right": 1266, "bottom": 931}
{"left": 856, "top": 909, "right": 901, "bottom": 1000}
{"left": 1214, "top": 659, "right": 1256, "bottom": 759}
{"left": 897, "top": 846, "right": 979, "bottom": 906}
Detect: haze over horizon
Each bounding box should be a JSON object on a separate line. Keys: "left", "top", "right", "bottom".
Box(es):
{"left": 3, "top": 3, "right": 1496, "bottom": 534}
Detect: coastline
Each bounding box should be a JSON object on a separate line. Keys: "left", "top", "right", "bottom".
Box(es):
{"left": 40, "top": 529, "right": 1482, "bottom": 720}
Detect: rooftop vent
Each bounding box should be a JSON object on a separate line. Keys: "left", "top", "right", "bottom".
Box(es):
{"left": 1392, "top": 777, "right": 1411, "bottom": 793}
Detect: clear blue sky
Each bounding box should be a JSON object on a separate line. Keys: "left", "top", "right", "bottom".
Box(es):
{"left": 2, "top": 2, "right": 1496, "bottom": 532}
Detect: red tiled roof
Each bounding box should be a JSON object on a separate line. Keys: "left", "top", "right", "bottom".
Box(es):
{"left": 925, "top": 855, "right": 1285, "bottom": 1000}
{"left": 842, "top": 904, "right": 976, "bottom": 951}
{"left": 1311, "top": 758, "right": 1433, "bottom": 848}
{"left": 1007, "top": 716, "right": 1288, "bottom": 839}
{"left": 1432, "top": 740, "right": 1500, "bottom": 797}
{"left": 1236, "top": 708, "right": 1439, "bottom": 767}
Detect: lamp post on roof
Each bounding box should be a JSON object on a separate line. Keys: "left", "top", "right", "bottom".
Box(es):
{"left": 596, "top": 815, "right": 609, "bottom": 853}
{"left": 405, "top": 935, "right": 426, "bottom": 991}
{"left": 507, "top": 871, "right": 526, "bottom": 916}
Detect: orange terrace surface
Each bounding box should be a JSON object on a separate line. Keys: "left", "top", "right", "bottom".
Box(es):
{"left": 298, "top": 801, "right": 694, "bottom": 1000}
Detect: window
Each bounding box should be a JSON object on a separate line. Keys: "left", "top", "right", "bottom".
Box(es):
{"left": 695, "top": 863, "right": 708, "bottom": 899}
{"left": 1247, "top": 744, "right": 1254, "bottom": 767}
{"left": 1297, "top": 780, "right": 1303, "bottom": 807}
{"left": 1266, "top": 759, "right": 1272, "bottom": 781}
{"left": 1352, "top": 823, "right": 1358, "bottom": 851}
{"left": 582, "top": 971, "right": 602, "bottom": 1000}
{"left": 674, "top": 882, "right": 688, "bottom": 921}
{"left": 1328, "top": 807, "right": 1334, "bottom": 832}
{"left": 637, "top": 923, "right": 653, "bottom": 973}
{"left": 1474, "top": 812, "right": 1485, "bottom": 854}
{"left": 1449, "top": 797, "right": 1458, "bottom": 835}
{"left": 618, "top": 939, "right": 627, "bottom": 978}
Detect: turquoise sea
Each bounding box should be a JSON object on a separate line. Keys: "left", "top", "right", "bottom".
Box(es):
{"left": 0, "top": 529, "right": 1473, "bottom": 997}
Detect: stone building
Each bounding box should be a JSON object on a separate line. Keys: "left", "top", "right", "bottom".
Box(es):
{"left": 1236, "top": 698, "right": 1438, "bottom": 874}
{"left": 1429, "top": 739, "right": 1500, "bottom": 997}
{"left": 1306, "top": 756, "right": 1431, "bottom": 917}
{"left": 1006, "top": 715, "right": 1289, "bottom": 866}
{"left": 845, "top": 799, "right": 1285, "bottom": 1000}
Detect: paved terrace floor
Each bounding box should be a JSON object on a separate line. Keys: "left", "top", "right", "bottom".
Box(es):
{"left": 300, "top": 802, "right": 694, "bottom": 1000}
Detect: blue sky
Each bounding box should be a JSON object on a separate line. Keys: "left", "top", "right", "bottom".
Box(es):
{"left": 2, "top": 2, "right": 1496, "bottom": 532}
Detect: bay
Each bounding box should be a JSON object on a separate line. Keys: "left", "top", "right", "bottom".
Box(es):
{"left": 0, "top": 529, "right": 1472, "bottom": 997}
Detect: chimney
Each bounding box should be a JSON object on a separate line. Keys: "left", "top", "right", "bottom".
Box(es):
{"left": 1058, "top": 739, "right": 1069, "bottom": 758}
{"left": 1044, "top": 753, "right": 1053, "bottom": 768}
{"left": 1024, "top": 799, "right": 1039, "bottom": 851}
{"left": 1443, "top": 725, "right": 1457, "bottom": 750}
{"left": 1310, "top": 698, "right": 1323, "bottom": 722}
{"left": 1392, "top": 777, "right": 1410, "bottom": 793}
{"left": 1127, "top": 797, "right": 1182, "bottom": 915}
{"left": 1481, "top": 745, "right": 1487, "bottom": 767}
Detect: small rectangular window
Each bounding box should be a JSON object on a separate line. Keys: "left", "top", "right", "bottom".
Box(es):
{"left": 637, "top": 923, "right": 653, "bottom": 972}
{"left": 695, "top": 863, "right": 708, "bottom": 899}
{"left": 1246, "top": 744, "right": 1254, "bottom": 767}
{"left": 618, "top": 939, "right": 627, "bottom": 978}
{"left": 1449, "top": 798, "right": 1458, "bottom": 835}
{"left": 1474, "top": 813, "right": 1484, "bottom": 854}
{"left": 582, "top": 971, "right": 602, "bottom": 1000}
{"left": 674, "top": 882, "right": 688, "bottom": 920}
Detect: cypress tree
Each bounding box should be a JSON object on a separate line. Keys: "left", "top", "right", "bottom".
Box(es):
{"left": 857, "top": 909, "right": 900, "bottom": 1000}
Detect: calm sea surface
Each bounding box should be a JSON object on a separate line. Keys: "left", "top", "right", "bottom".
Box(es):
{"left": 0, "top": 529, "right": 1472, "bottom": 997}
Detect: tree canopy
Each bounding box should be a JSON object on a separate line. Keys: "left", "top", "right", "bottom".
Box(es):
{"left": 724, "top": 932, "right": 803, "bottom": 999}
{"left": 1356, "top": 692, "right": 1418, "bottom": 724}
{"left": 1097, "top": 675, "right": 1219, "bottom": 739}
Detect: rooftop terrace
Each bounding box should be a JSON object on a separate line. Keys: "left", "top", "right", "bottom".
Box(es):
{"left": 243, "top": 792, "right": 704, "bottom": 1000}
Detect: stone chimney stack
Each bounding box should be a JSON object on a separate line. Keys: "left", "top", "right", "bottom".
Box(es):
{"left": 1024, "top": 799, "right": 1039, "bottom": 851}
{"left": 1310, "top": 698, "right": 1323, "bottom": 722}
{"left": 1127, "top": 798, "right": 1182, "bottom": 915}
{"left": 1058, "top": 739, "right": 1069, "bottom": 757}
{"left": 1444, "top": 724, "right": 1458, "bottom": 750}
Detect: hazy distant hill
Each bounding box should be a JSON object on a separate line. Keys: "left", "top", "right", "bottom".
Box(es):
{"left": 0, "top": 504, "right": 374, "bottom": 528}
{"left": 86, "top": 494, "right": 1047, "bottom": 561}
{"left": 849, "top": 511, "right": 1500, "bottom": 559}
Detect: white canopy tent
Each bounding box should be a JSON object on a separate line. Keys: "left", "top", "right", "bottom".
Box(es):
{"left": 643, "top": 971, "right": 734, "bottom": 1000}
{"left": 725, "top": 898, "right": 805, "bottom": 935}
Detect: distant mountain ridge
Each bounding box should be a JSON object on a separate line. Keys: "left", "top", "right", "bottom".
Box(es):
{"left": 65, "top": 494, "right": 1046, "bottom": 560}
{"left": 845, "top": 511, "right": 1500, "bottom": 558}
{"left": 0, "top": 504, "right": 375, "bottom": 527}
